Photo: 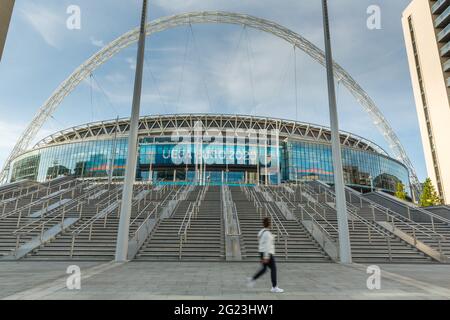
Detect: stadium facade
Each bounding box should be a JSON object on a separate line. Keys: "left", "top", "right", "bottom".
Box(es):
{"left": 8, "top": 114, "right": 411, "bottom": 196}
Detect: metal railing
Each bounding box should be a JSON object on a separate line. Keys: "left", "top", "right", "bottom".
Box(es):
{"left": 344, "top": 187, "right": 448, "bottom": 257}
{"left": 12, "top": 184, "right": 104, "bottom": 255}
{"left": 1, "top": 180, "right": 92, "bottom": 222}
{"left": 369, "top": 190, "right": 450, "bottom": 228}
{"left": 68, "top": 184, "right": 150, "bottom": 258}
{"left": 222, "top": 185, "right": 241, "bottom": 237}
{"left": 178, "top": 202, "right": 197, "bottom": 259}
{"left": 309, "top": 181, "right": 446, "bottom": 260}
{"left": 263, "top": 202, "right": 289, "bottom": 260}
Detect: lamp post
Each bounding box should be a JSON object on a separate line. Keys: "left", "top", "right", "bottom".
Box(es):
{"left": 321, "top": 0, "right": 352, "bottom": 264}
{"left": 115, "top": 0, "right": 148, "bottom": 262}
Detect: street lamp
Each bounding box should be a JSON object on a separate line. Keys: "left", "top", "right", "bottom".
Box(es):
{"left": 115, "top": 0, "right": 148, "bottom": 262}
{"left": 321, "top": 0, "right": 352, "bottom": 264}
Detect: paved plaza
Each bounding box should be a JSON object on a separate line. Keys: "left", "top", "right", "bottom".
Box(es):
{"left": 0, "top": 261, "right": 449, "bottom": 300}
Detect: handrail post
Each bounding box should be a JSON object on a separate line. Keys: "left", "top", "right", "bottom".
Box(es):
{"left": 89, "top": 224, "right": 93, "bottom": 241}
{"left": 70, "top": 235, "right": 75, "bottom": 258}
{"left": 40, "top": 223, "right": 45, "bottom": 241}
{"left": 15, "top": 234, "right": 20, "bottom": 252}
{"left": 285, "top": 238, "right": 288, "bottom": 261}
{"left": 387, "top": 237, "right": 392, "bottom": 262}
{"left": 16, "top": 211, "right": 22, "bottom": 228}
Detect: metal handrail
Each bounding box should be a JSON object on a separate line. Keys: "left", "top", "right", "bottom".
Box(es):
{"left": 302, "top": 201, "right": 339, "bottom": 235}
{"left": 12, "top": 185, "right": 101, "bottom": 253}
{"left": 95, "top": 185, "right": 124, "bottom": 210}
{"left": 312, "top": 182, "right": 360, "bottom": 213}
{"left": 310, "top": 181, "right": 443, "bottom": 260}
{"left": 129, "top": 203, "right": 160, "bottom": 240}
{"left": 271, "top": 185, "right": 339, "bottom": 242}
{"left": 263, "top": 202, "right": 289, "bottom": 259}
{"left": 373, "top": 189, "right": 450, "bottom": 225}
{"left": 299, "top": 203, "right": 339, "bottom": 253}
{"left": 263, "top": 202, "right": 289, "bottom": 239}
{"left": 129, "top": 184, "right": 181, "bottom": 235}
{"left": 299, "top": 182, "right": 396, "bottom": 261}
{"left": 178, "top": 202, "right": 196, "bottom": 259}
{"left": 0, "top": 181, "right": 41, "bottom": 202}
{"left": 13, "top": 183, "right": 103, "bottom": 234}
{"left": 346, "top": 207, "right": 394, "bottom": 261}
{"left": 0, "top": 180, "right": 92, "bottom": 220}
{"left": 222, "top": 185, "right": 241, "bottom": 236}
{"left": 344, "top": 186, "right": 447, "bottom": 243}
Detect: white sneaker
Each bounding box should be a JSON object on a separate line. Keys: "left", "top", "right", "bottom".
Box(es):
{"left": 270, "top": 287, "right": 284, "bottom": 293}
{"left": 246, "top": 277, "right": 256, "bottom": 288}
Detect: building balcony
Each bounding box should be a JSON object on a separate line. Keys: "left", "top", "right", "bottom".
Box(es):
{"left": 438, "top": 24, "right": 450, "bottom": 42}
{"left": 443, "top": 59, "right": 450, "bottom": 72}
{"left": 433, "top": 0, "right": 450, "bottom": 15}
{"left": 441, "top": 41, "right": 450, "bottom": 56}
{"left": 435, "top": 5, "right": 450, "bottom": 28}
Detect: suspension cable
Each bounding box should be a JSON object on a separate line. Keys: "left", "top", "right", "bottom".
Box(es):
{"left": 90, "top": 73, "right": 94, "bottom": 121}
{"left": 188, "top": 23, "right": 213, "bottom": 112}
{"left": 90, "top": 73, "right": 120, "bottom": 117}
{"left": 175, "top": 26, "right": 191, "bottom": 114}
{"left": 244, "top": 27, "right": 257, "bottom": 115}
{"left": 144, "top": 55, "right": 169, "bottom": 114}
{"left": 294, "top": 46, "right": 299, "bottom": 121}
{"left": 215, "top": 25, "right": 246, "bottom": 108}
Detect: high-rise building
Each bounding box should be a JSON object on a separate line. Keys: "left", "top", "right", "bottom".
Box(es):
{"left": 402, "top": 0, "right": 450, "bottom": 204}
{"left": 0, "top": 0, "right": 14, "bottom": 61}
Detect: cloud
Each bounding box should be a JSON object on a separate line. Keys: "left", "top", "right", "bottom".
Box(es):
{"left": 90, "top": 36, "right": 105, "bottom": 47}
{"left": 20, "top": 3, "right": 65, "bottom": 49}
{"left": 0, "top": 119, "right": 55, "bottom": 170}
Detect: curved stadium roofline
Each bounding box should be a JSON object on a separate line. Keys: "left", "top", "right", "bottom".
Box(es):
{"left": 32, "top": 113, "right": 389, "bottom": 157}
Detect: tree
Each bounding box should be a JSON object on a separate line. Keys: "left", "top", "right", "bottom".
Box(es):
{"left": 419, "top": 178, "right": 442, "bottom": 207}
{"left": 394, "top": 182, "right": 407, "bottom": 201}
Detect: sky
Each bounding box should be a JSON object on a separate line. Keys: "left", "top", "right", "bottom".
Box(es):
{"left": 0, "top": 0, "right": 427, "bottom": 181}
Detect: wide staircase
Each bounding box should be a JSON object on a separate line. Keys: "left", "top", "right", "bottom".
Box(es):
{"left": 232, "top": 186, "right": 331, "bottom": 262}
{"left": 353, "top": 190, "right": 450, "bottom": 260}
{"left": 136, "top": 186, "right": 225, "bottom": 261}
{"left": 24, "top": 184, "right": 170, "bottom": 261}
{"left": 0, "top": 177, "right": 88, "bottom": 258}
{"left": 295, "top": 182, "right": 435, "bottom": 263}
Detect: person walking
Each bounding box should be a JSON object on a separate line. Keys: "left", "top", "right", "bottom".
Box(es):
{"left": 247, "top": 217, "right": 284, "bottom": 293}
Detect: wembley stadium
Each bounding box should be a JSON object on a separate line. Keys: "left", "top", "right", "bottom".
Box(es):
{"left": 0, "top": 8, "right": 449, "bottom": 283}
{"left": 8, "top": 114, "right": 410, "bottom": 196}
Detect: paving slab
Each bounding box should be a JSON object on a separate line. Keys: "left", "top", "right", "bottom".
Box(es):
{"left": 0, "top": 261, "right": 449, "bottom": 300}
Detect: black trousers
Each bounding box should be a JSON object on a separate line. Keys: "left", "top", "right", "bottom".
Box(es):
{"left": 252, "top": 253, "right": 277, "bottom": 287}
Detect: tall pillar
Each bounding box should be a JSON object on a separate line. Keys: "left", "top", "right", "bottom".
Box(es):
{"left": 322, "top": 0, "right": 352, "bottom": 264}
{"left": 115, "top": 0, "right": 148, "bottom": 262}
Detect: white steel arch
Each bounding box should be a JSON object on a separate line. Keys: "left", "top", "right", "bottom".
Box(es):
{"left": 0, "top": 11, "right": 421, "bottom": 194}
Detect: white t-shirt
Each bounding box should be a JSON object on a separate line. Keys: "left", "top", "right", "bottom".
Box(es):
{"left": 258, "top": 228, "right": 275, "bottom": 258}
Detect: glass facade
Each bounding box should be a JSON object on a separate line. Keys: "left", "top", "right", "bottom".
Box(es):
{"left": 285, "top": 141, "right": 410, "bottom": 194}
{"left": 9, "top": 134, "right": 411, "bottom": 195}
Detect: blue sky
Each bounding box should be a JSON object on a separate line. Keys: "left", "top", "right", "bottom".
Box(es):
{"left": 0, "top": 0, "right": 427, "bottom": 180}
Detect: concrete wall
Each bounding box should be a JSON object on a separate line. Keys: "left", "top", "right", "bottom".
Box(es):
{"left": 402, "top": 0, "right": 450, "bottom": 204}
{"left": 0, "top": 0, "right": 14, "bottom": 61}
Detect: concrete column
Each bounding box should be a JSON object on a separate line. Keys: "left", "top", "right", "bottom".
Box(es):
{"left": 115, "top": 0, "right": 148, "bottom": 262}
{"left": 322, "top": 0, "right": 352, "bottom": 264}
